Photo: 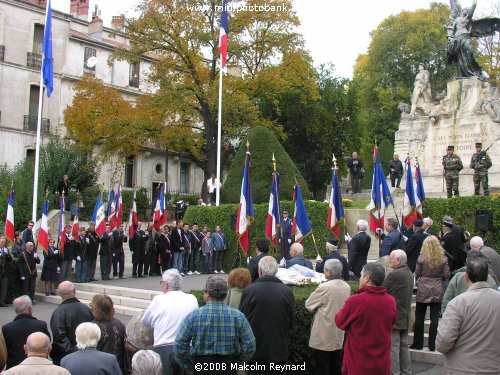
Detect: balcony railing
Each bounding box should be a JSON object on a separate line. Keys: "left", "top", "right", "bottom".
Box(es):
{"left": 24, "top": 115, "right": 50, "bottom": 134}
{"left": 27, "top": 52, "right": 42, "bottom": 69}
{"left": 0, "top": 45, "right": 4, "bottom": 62}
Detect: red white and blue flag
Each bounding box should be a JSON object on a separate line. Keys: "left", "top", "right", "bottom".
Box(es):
{"left": 369, "top": 145, "right": 394, "bottom": 234}
{"left": 110, "top": 183, "right": 122, "bottom": 229}
{"left": 236, "top": 145, "right": 254, "bottom": 254}
{"left": 57, "top": 196, "right": 66, "bottom": 254}
{"left": 128, "top": 190, "right": 138, "bottom": 239}
{"left": 403, "top": 158, "right": 418, "bottom": 228}
{"left": 219, "top": 0, "right": 229, "bottom": 68}
{"left": 92, "top": 192, "right": 106, "bottom": 237}
{"left": 4, "top": 190, "right": 14, "bottom": 245}
{"left": 292, "top": 183, "right": 312, "bottom": 243}
{"left": 38, "top": 198, "right": 49, "bottom": 254}
{"left": 72, "top": 207, "right": 80, "bottom": 238}
{"left": 415, "top": 162, "right": 426, "bottom": 219}
{"left": 265, "top": 172, "right": 281, "bottom": 251}
{"left": 327, "top": 167, "right": 344, "bottom": 239}
{"left": 106, "top": 189, "right": 116, "bottom": 228}
{"left": 153, "top": 183, "right": 166, "bottom": 231}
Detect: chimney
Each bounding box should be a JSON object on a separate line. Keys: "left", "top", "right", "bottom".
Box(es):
{"left": 70, "top": 0, "right": 90, "bottom": 21}
{"left": 88, "top": 4, "right": 103, "bottom": 39}
{"left": 111, "top": 15, "right": 125, "bottom": 31}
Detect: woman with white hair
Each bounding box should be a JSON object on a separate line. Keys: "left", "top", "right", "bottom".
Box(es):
{"left": 131, "top": 350, "right": 162, "bottom": 375}
{"left": 60, "top": 322, "right": 122, "bottom": 375}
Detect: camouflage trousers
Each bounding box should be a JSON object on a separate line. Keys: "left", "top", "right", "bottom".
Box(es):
{"left": 445, "top": 174, "right": 460, "bottom": 198}
{"left": 473, "top": 172, "right": 489, "bottom": 196}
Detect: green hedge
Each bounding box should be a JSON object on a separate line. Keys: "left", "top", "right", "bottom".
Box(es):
{"left": 423, "top": 195, "right": 500, "bottom": 250}
{"left": 6, "top": 258, "right": 23, "bottom": 304}
{"left": 183, "top": 201, "right": 342, "bottom": 270}
{"left": 190, "top": 280, "right": 359, "bottom": 373}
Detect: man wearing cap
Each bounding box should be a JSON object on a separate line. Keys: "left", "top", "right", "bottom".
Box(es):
{"left": 442, "top": 146, "right": 463, "bottom": 198}
{"left": 405, "top": 219, "right": 426, "bottom": 272}
{"left": 174, "top": 276, "right": 256, "bottom": 372}
{"left": 470, "top": 142, "right": 492, "bottom": 196}
{"left": 248, "top": 238, "right": 270, "bottom": 283}
{"left": 316, "top": 238, "right": 349, "bottom": 281}
{"left": 280, "top": 211, "right": 292, "bottom": 260}
{"left": 85, "top": 224, "right": 99, "bottom": 282}
{"left": 441, "top": 218, "right": 466, "bottom": 272}
{"left": 59, "top": 224, "right": 75, "bottom": 283}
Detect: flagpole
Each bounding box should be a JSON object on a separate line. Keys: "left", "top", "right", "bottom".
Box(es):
{"left": 216, "top": 53, "right": 223, "bottom": 206}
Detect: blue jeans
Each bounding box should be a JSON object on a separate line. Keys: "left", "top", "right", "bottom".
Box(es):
{"left": 75, "top": 260, "right": 88, "bottom": 283}
{"left": 172, "top": 252, "right": 183, "bottom": 272}
{"left": 182, "top": 250, "right": 190, "bottom": 273}
{"left": 203, "top": 253, "right": 212, "bottom": 273}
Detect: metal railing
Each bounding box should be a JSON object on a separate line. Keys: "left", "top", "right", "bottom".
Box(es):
{"left": 23, "top": 115, "right": 50, "bottom": 133}
{"left": 27, "top": 52, "right": 42, "bottom": 69}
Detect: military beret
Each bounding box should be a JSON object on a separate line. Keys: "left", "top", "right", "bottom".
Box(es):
{"left": 327, "top": 237, "right": 339, "bottom": 247}
{"left": 475, "top": 142, "right": 482, "bottom": 148}
{"left": 413, "top": 219, "right": 423, "bottom": 227}
{"left": 447, "top": 145, "right": 454, "bottom": 151}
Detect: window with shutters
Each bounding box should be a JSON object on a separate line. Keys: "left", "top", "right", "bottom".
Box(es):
{"left": 83, "top": 47, "right": 96, "bottom": 72}
{"left": 129, "top": 62, "right": 140, "bottom": 88}
{"left": 124, "top": 156, "right": 135, "bottom": 188}
{"left": 180, "top": 162, "right": 190, "bottom": 193}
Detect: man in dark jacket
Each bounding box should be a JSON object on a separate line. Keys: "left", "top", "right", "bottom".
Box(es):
{"left": 50, "top": 281, "right": 93, "bottom": 365}
{"left": 388, "top": 154, "right": 404, "bottom": 188}
{"left": 0, "top": 237, "right": 13, "bottom": 307}
{"left": 18, "top": 242, "right": 40, "bottom": 301}
{"left": 21, "top": 221, "right": 35, "bottom": 246}
{"left": 347, "top": 220, "right": 371, "bottom": 277}
{"left": 74, "top": 228, "right": 88, "bottom": 283}
{"left": 170, "top": 220, "right": 184, "bottom": 272}
{"left": 382, "top": 250, "right": 414, "bottom": 375}
{"left": 247, "top": 238, "right": 269, "bottom": 283}
{"left": 112, "top": 224, "right": 126, "bottom": 279}
{"left": 58, "top": 175, "right": 69, "bottom": 198}
{"left": 279, "top": 211, "right": 293, "bottom": 260}
{"left": 441, "top": 218, "right": 466, "bottom": 272}
{"left": 405, "top": 219, "right": 426, "bottom": 272}
{"left": 86, "top": 224, "right": 99, "bottom": 282}
{"left": 99, "top": 224, "right": 114, "bottom": 281}
{"left": 2, "top": 296, "right": 50, "bottom": 369}
{"left": 347, "top": 152, "right": 364, "bottom": 194}
{"left": 129, "top": 222, "right": 148, "bottom": 278}
{"left": 285, "top": 243, "right": 313, "bottom": 270}
{"left": 316, "top": 238, "right": 349, "bottom": 281}
{"left": 240, "top": 256, "right": 294, "bottom": 372}
{"left": 378, "top": 218, "right": 405, "bottom": 257}
{"left": 423, "top": 217, "right": 437, "bottom": 237}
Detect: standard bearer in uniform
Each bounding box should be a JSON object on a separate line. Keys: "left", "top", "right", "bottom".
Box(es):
{"left": 469, "top": 142, "right": 492, "bottom": 196}
{"left": 442, "top": 145, "right": 463, "bottom": 198}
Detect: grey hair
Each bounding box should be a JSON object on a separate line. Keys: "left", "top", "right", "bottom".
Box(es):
{"left": 469, "top": 236, "right": 484, "bottom": 250}
{"left": 325, "top": 242, "right": 337, "bottom": 253}
{"left": 162, "top": 269, "right": 182, "bottom": 291}
{"left": 357, "top": 220, "right": 368, "bottom": 232}
{"left": 131, "top": 350, "right": 163, "bottom": 375}
{"left": 423, "top": 217, "right": 433, "bottom": 226}
{"left": 75, "top": 322, "right": 101, "bottom": 350}
{"left": 26, "top": 242, "right": 34, "bottom": 249}
{"left": 13, "top": 295, "right": 32, "bottom": 315}
{"left": 361, "top": 262, "right": 386, "bottom": 286}
{"left": 324, "top": 259, "right": 343, "bottom": 278}
{"left": 258, "top": 256, "right": 278, "bottom": 276}
{"left": 391, "top": 249, "right": 407, "bottom": 265}
{"left": 387, "top": 218, "right": 399, "bottom": 229}
{"left": 58, "top": 281, "right": 76, "bottom": 300}
{"left": 291, "top": 242, "right": 304, "bottom": 256}
{"left": 26, "top": 332, "right": 51, "bottom": 354}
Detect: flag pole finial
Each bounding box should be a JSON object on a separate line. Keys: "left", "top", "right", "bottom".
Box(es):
{"left": 246, "top": 140, "right": 250, "bottom": 148}
{"left": 332, "top": 153, "right": 337, "bottom": 170}
{"left": 45, "top": 188, "right": 49, "bottom": 198}
{"left": 272, "top": 153, "right": 276, "bottom": 173}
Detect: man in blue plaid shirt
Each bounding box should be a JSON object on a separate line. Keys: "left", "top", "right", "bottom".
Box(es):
{"left": 174, "top": 276, "right": 256, "bottom": 373}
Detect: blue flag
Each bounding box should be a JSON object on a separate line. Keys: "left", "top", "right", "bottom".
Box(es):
{"left": 292, "top": 183, "right": 312, "bottom": 242}
{"left": 42, "top": 0, "right": 53, "bottom": 97}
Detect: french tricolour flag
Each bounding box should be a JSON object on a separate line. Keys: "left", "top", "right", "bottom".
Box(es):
{"left": 327, "top": 167, "right": 344, "bottom": 239}
{"left": 219, "top": 0, "right": 228, "bottom": 68}
{"left": 128, "top": 190, "right": 138, "bottom": 239}
{"left": 107, "top": 189, "right": 116, "bottom": 228}
{"left": 415, "top": 163, "right": 426, "bottom": 218}
{"left": 72, "top": 207, "right": 80, "bottom": 238}
{"left": 236, "top": 145, "right": 254, "bottom": 254}
{"left": 153, "top": 183, "right": 166, "bottom": 231}
{"left": 369, "top": 145, "right": 393, "bottom": 234}
{"left": 4, "top": 190, "right": 15, "bottom": 245}
{"left": 265, "top": 172, "right": 281, "bottom": 251}
{"left": 110, "top": 183, "right": 121, "bottom": 229}
{"left": 57, "top": 196, "right": 66, "bottom": 254}
{"left": 292, "top": 183, "right": 312, "bottom": 243}
{"left": 38, "top": 198, "right": 50, "bottom": 254}
{"left": 402, "top": 158, "right": 418, "bottom": 228}
{"left": 92, "top": 192, "right": 106, "bottom": 237}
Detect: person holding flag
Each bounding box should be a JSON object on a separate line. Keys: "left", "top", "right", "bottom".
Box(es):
{"left": 0, "top": 237, "right": 13, "bottom": 307}
{"left": 402, "top": 157, "right": 418, "bottom": 230}
{"left": 265, "top": 156, "right": 281, "bottom": 253}
{"left": 58, "top": 223, "right": 74, "bottom": 282}
{"left": 327, "top": 155, "right": 344, "bottom": 240}
{"left": 236, "top": 142, "right": 254, "bottom": 255}
{"left": 292, "top": 182, "right": 313, "bottom": 244}
{"left": 41, "top": 238, "right": 59, "bottom": 296}
{"left": 369, "top": 144, "right": 394, "bottom": 236}
{"left": 5, "top": 188, "right": 15, "bottom": 246}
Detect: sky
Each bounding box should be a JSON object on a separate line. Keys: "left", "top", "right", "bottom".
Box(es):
{"left": 51, "top": 0, "right": 497, "bottom": 78}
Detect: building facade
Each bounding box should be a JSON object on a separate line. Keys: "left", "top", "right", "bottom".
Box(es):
{"left": 0, "top": 0, "right": 204, "bottom": 199}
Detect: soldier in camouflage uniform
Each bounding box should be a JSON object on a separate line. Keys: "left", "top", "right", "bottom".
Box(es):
{"left": 470, "top": 142, "right": 492, "bottom": 196}
{"left": 442, "top": 145, "right": 463, "bottom": 198}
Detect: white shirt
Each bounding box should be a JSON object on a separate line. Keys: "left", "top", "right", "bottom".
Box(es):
{"left": 142, "top": 290, "right": 198, "bottom": 346}
{"left": 207, "top": 178, "right": 221, "bottom": 193}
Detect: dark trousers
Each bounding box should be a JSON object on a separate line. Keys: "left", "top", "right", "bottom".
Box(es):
{"left": 390, "top": 174, "right": 402, "bottom": 188}
{"left": 87, "top": 259, "right": 97, "bottom": 280}
{"left": 154, "top": 345, "right": 184, "bottom": 375}
{"left": 214, "top": 250, "right": 224, "bottom": 272}
{"left": 189, "top": 249, "right": 199, "bottom": 272}
{"left": 132, "top": 252, "right": 144, "bottom": 277}
{"left": 149, "top": 250, "right": 161, "bottom": 275}
{"left": 0, "top": 276, "right": 8, "bottom": 304}
{"left": 22, "top": 276, "right": 37, "bottom": 301}
{"left": 203, "top": 254, "right": 212, "bottom": 273}
{"left": 182, "top": 250, "right": 190, "bottom": 273}
{"left": 160, "top": 254, "right": 171, "bottom": 273}
{"left": 100, "top": 253, "right": 112, "bottom": 280}
{"left": 193, "top": 355, "right": 236, "bottom": 375}
{"left": 350, "top": 173, "right": 361, "bottom": 193}
{"left": 413, "top": 302, "right": 441, "bottom": 350}
{"left": 60, "top": 259, "right": 72, "bottom": 282}
{"left": 314, "top": 349, "right": 342, "bottom": 375}
{"left": 144, "top": 250, "right": 154, "bottom": 275}
{"left": 113, "top": 253, "right": 124, "bottom": 277}
{"left": 209, "top": 192, "right": 216, "bottom": 205}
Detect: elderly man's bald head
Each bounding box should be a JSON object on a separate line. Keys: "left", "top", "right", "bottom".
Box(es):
{"left": 25, "top": 332, "right": 51, "bottom": 357}
{"left": 58, "top": 281, "right": 76, "bottom": 300}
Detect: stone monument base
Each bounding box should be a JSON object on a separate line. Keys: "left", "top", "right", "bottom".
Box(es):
{"left": 395, "top": 78, "right": 499, "bottom": 194}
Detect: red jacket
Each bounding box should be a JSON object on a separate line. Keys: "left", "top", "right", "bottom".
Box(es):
{"left": 335, "top": 285, "right": 397, "bottom": 375}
